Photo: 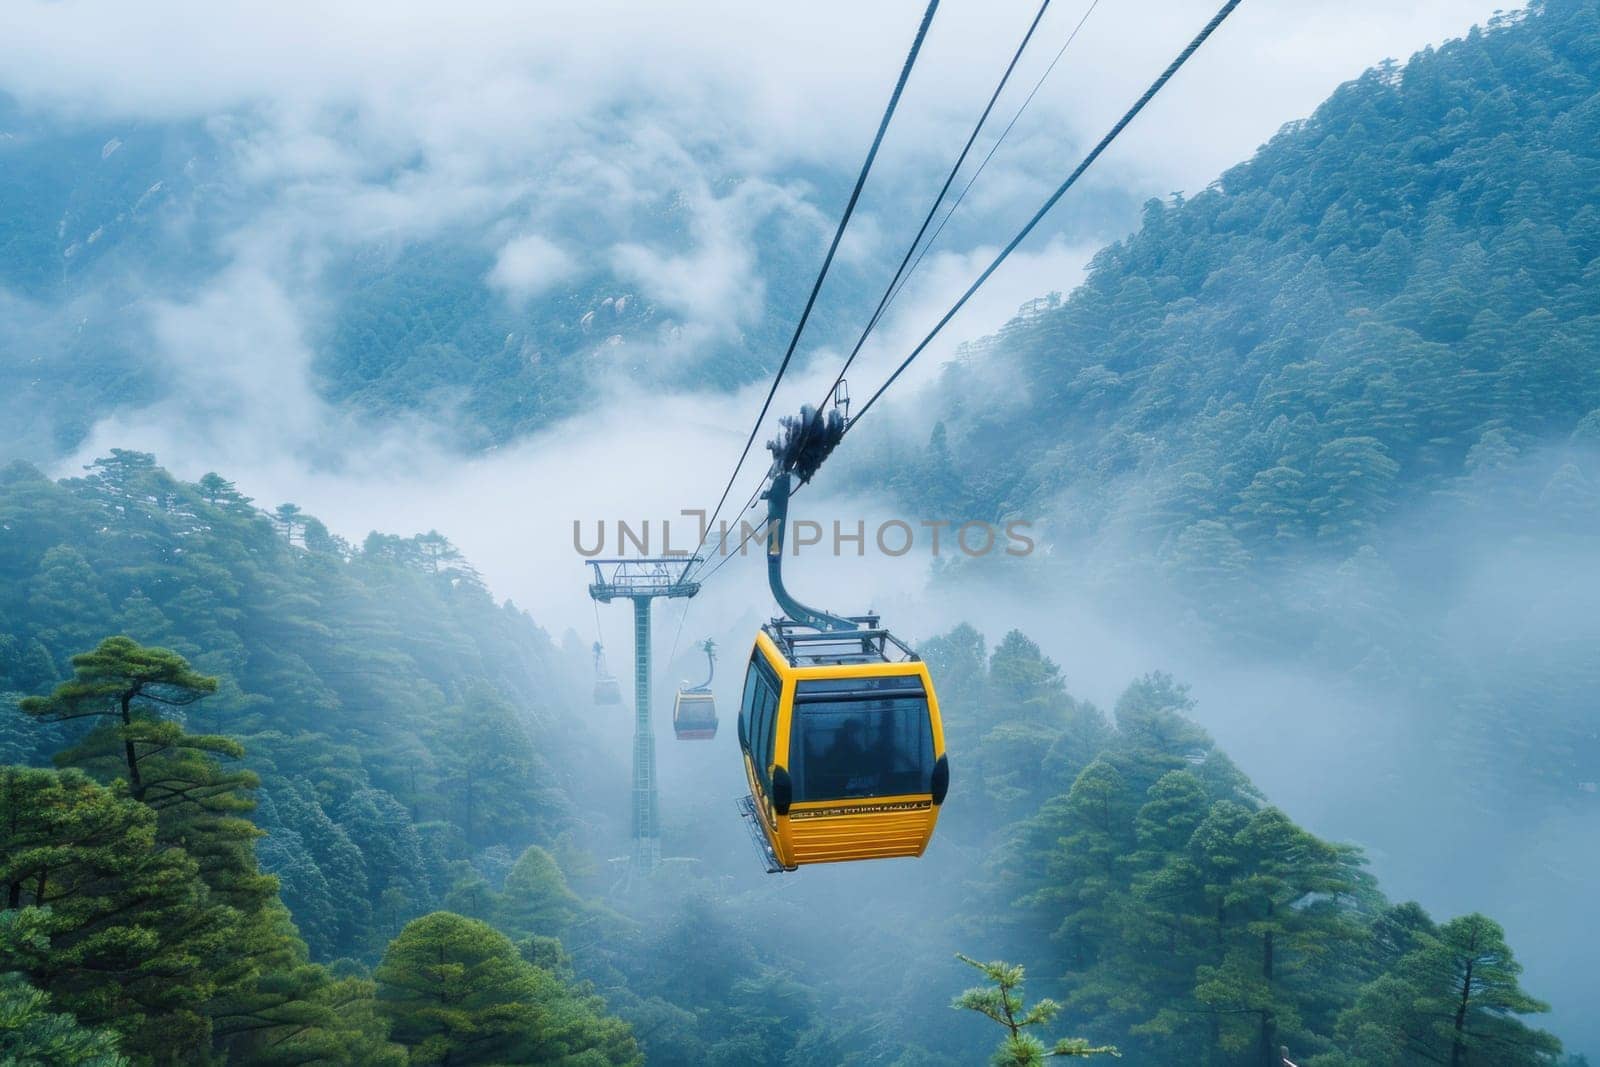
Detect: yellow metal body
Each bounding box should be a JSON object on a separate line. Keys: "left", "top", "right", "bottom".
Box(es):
{"left": 740, "top": 629, "right": 946, "bottom": 869}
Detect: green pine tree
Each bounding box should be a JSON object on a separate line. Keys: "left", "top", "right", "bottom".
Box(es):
{"left": 374, "top": 911, "right": 639, "bottom": 1066}
{"left": 952, "top": 954, "right": 1119, "bottom": 1065}
{"left": 0, "top": 767, "right": 230, "bottom": 1061}
{"left": 1317, "top": 912, "right": 1563, "bottom": 1067}
{"left": 211, "top": 924, "right": 405, "bottom": 1067}
{"left": 432, "top": 687, "right": 546, "bottom": 848}
{"left": 0, "top": 908, "right": 128, "bottom": 1066}
{"left": 20, "top": 636, "right": 219, "bottom": 799}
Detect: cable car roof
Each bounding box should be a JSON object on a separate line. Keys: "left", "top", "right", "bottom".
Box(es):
{"left": 763, "top": 616, "right": 921, "bottom": 667}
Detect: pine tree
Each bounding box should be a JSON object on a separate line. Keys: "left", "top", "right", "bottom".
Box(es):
{"left": 433, "top": 687, "right": 546, "bottom": 847}
{"left": 115, "top": 593, "right": 180, "bottom": 651}
{"left": 442, "top": 861, "right": 495, "bottom": 923}
{"left": 0, "top": 908, "right": 126, "bottom": 1065}
{"left": 20, "top": 636, "right": 219, "bottom": 798}
{"left": 271, "top": 779, "right": 372, "bottom": 956}
{"left": 412, "top": 531, "right": 465, "bottom": 576}
{"left": 337, "top": 788, "right": 432, "bottom": 942}
{"left": 952, "top": 954, "right": 1118, "bottom": 1065}
{"left": 989, "top": 631, "right": 1069, "bottom": 722}
{"left": 1041, "top": 759, "right": 1137, "bottom": 970}
{"left": 22, "top": 637, "right": 274, "bottom": 947}
{"left": 1189, "top": 807, "right": 1369, "bottom": 1065}
{"left": 374, "top": 911, "right": 639, "bottom": 1065}
{"left": 0, "top": 768, "right": 230, "bottom": 1061}
{"left": 1109, "top": 673, "right": 1210, "bottom": 793}
{"left": 495, "top": 845, "right": 588, "bottom": 942}
{"left": 196, "top": 472, "right": 251, "bottom": 511}
{"left": 1413, "top": 914, "right": 1560, "bottom": 1067}
{"left": 274, "top": 503, "right": 305, "bottom": 546}
{"left": 1321, "top": 912, "right": 1563, "bottom": 1067}
{"left": 210, "top": 914, "right": 405, "bottom": 1067}
{"left": 26, "top": 546, "right": 113, "bottom": 652}
{"left": 1112, "top": 771, "right": 1216, "bottom": 1035}
{"left": 1307, "top": 436, "right": 1400, "bottom": 550}
{"left": 255, "top": 812, "right": 342, "bottom": 959}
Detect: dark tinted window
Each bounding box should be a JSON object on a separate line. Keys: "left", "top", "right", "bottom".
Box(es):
{"left": 757, "top": 681, "right": 778, "bottom": 785}
{"left": 739, "top": 660, "right": 760, "bottom": 743}
{"left": 788, "top": 677, "right": 934, "bottom": 802}
{"left": 741, "top": 654, "right": 780, "bottom": 793}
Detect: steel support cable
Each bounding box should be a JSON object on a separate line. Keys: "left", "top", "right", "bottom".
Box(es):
{"left": 878, "top": 0, "right": 1102, "bottom": 320}
{"left": 692, "top": 463, "right": 830, "bottom": 590}
{"left": 816, "top": 0, "right": 1055, "bottom": 415}
{"left": 684, "top": 0, "right": 942, "bottom": 582}
{"left": 701, "top": 0, "right": 1114, "bottom": 593}
{"left": 692, "top": 505, "right": 776, "bottom": 588}
{"left": 664, "top": 598, "right": 692, "bottom": 679}
{"left": 702, "top": 480, "right": 768, "bottom": 571}
{"left": 697, "top": 0, "right": 1049, "bottom": 588}
{"left": 700, "top": 0, "right": 1238, "bottom": 593}
{"left": 708, "top": 0, "right": 1101, "bottom": 591}
{"left": 847, "top": 0, "right": 1243, "bottom": 434}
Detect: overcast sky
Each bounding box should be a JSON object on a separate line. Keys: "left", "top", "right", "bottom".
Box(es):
{"left": 1, "top": 0, "right": 1514, "bottom": 189}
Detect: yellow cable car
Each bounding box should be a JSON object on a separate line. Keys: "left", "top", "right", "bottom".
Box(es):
{"left": 737, "top": 619, "right": 947, "bottom": 871}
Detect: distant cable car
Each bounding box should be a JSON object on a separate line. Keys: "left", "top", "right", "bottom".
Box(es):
{"left": 673, "top": 639, "right": 718, "bottom": 741}
{"left": 736, "top": 428, "right": 948, "bottom": 873}
{"left": 593, "top": 642, "right": 622, "bottom": 706}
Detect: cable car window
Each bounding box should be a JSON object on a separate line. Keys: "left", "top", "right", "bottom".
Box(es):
{"left": 788, "top": 678, "right": 934, "bottom": 802}
{"left": 741, "top": 655, "right": 781, "bottom": 794}
{"left": 739, "top": 659, "right": 761, "bottom": 744}
{"left": 755, "top": 678, "right": 778, "bottom": 791}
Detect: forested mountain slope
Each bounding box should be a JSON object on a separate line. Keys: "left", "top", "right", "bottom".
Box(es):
{"left": 876, "top": 0, "right": 1600, "bottom": 800}
{"left": 919, "top": 628, "right": 1567, "bottom": 1067}
{"left": 0, "top": 455, "right": 1571, "bottom": 1064}
{"left": 0, "top": 451, "right": 600, "bottom": 960}
{"left": 901, "top": 0, "right": 1599, "bottom": 546}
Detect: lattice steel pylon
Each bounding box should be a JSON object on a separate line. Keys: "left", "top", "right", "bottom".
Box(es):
{"left": 587, "top": 558, "right": 700, "bottom": 874}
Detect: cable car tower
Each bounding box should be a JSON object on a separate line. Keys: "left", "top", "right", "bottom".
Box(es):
{"left": 586, "top": 557, "right": 700, "bottom": 874}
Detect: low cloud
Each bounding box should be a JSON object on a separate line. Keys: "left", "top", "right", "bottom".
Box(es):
{"left": 606, "top": 166, "right": 809, "bottom": 342}
{"left": 0, "top": 0, "right": 1518, "bottom": 282}
{"left": 488, "top": 233, "right": 577, "bottom": 304}
{"left": 3, "top": 0, "right": 1521, "bottom": 479}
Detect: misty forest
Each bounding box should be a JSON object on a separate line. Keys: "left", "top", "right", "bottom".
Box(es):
{"left": 2, "top": 0, "right": 1598, "bottom": 1064}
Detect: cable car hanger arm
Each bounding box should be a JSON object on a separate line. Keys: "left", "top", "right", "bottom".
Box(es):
{"left": 763, "top": 470, "right": 857, "bottom": 633}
